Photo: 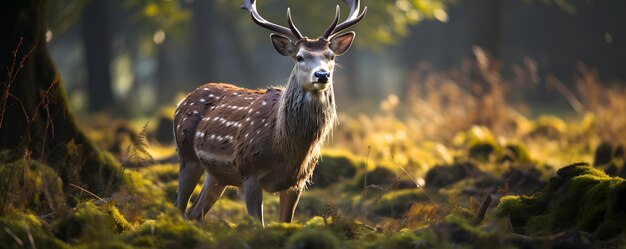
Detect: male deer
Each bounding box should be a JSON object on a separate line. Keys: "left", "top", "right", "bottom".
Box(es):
{"left": 174, "top": 0, "right": 366, "bottom": 225}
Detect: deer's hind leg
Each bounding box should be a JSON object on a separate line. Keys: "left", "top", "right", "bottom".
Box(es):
{"left": 175, "top": 158, "right": 204, "bottom": 214}
{"left": 243, "top": 175, "right": 264, "bottom": 226}
{"left": 187, "top": 173, "right": 226, "bottom": 220}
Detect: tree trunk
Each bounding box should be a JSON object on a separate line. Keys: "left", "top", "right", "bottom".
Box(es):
{"left": 467, "top": 0, "right": 501, "bottom": 57}
{"left": 190, "top": 0, "right": 219, "bottom": 84}
{"left": 0, "top": 0, "right": 121, "bottom": 197}
{"left": 81, "top": 0, "right": 115, "bottom": 111}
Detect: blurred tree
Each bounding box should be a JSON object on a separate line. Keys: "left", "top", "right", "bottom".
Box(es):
{"left": 81, "top": 0, "right": 114, "bottom": 111}
{"left": 523, "top": 0, "right": 593, "bottom": 15}
{"left": 189, "top": 0, "right": 220, "bottom": 86}
{"left": 1, "top": 0, "right": 122, "bottom": 195}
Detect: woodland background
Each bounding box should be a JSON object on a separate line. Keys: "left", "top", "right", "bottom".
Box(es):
{"left": 1, "top": 0, "right": 626, "bottom": 248}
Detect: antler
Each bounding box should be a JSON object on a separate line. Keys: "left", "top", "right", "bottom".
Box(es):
{"left": 241, "top": 0, "right": 303, "bottom": 40}
{"left": 322, "top": 0, "right": 368, "bottom": 39}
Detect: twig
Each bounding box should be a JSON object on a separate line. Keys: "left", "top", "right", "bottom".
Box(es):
{"left": 394, "top": 158, "right": 440, "bottom": 211}
{"left": 69, "top": 183, "right": 106, "bottom": 203}
{"left": 0, "top": 37, "right": 35, "bottom": 129}
{"left": 26, "top": 225, "right": 37, "bottom": 249}
{"left": 470, "top": 194, "right": 492, "bottom": 226}
{"left": 122, "top": 154, "right": 179, "bottom": 168}
{"left": 1, "top": 161, "right": 17, "bottom": 213}
{"left": 3, "top": 226, "right": 23, "bottom": 246}
{"left": 361, "top": 145, "right": 371, "bottom": 221}
{"left": 546, "top": 75, "right": 585, "bottom": 114}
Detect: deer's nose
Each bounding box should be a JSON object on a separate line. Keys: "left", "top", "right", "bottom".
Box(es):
{"left": 314, "top": 70, "right": 330, "bottom": 78}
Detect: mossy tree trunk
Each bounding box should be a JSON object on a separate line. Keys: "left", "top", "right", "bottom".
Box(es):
{"left": 0, "top": 0, "right": 121, "bottom": 197}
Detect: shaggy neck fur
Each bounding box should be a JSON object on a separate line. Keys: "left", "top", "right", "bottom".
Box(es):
{"left": 273, "top": 66, "right": 337, "bottom": 186}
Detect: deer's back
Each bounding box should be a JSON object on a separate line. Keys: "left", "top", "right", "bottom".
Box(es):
{"left": 174, "top": 83, "right": 282, "bottom": 186}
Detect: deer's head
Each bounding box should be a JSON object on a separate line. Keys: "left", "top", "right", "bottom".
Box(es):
{"left": 242, "top": 0, "right": 367, "bottom": 92}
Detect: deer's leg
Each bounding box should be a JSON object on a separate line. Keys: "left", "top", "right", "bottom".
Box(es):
{"left": 278, "top": 188, "right": 302, "bottom": 223}
{"left": 175, "top": 160, "right": 203, "bottom": 214}
{"left": 186, "top": 173, "right": 226, "bottom": 220}
{"left": 243, "top": 175, "right": 264, "bottom": 226}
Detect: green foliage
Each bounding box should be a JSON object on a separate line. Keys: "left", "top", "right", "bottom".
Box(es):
{"left": 285, "top": 228, "right": 340, "bottom": 249}
{"left": 425, "top": 161, "right": 481, "bottom": 188}
{"left": 0, "top": 214, "right": 68, "bottom": 249}
{"left": 496, "top": 162, "right": 626, "bottom": 240}
{"left": 311, "top": 150, "right": 361, "bottom": 188}
{"left": 370, "top": 189, "right": 428, "bottom": 218}
{"left": 52, "top": 202, "right": 131, "bottom": 243}
{"left": 529, "top": 115, "right": 567, "bottom": 138}
{"left": 0, "top": 156, "right": 65, "bottom": 214}
{"left": 126, "top": 0, "right": 190, "bottom": 34}
{"left": 223, "top": 0, "right": 451, "bottom": 49}
{"left": 122, "top": 215, "right": 212, "bottom": 248}
{"left": 368, "top": 230, "right": 423, "bottom": 249}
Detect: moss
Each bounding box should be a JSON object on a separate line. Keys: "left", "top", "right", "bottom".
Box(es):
{"left": 502, "top": 144, "right": 532, "bottom": 163}
{"left": 285, "top": 228, "right": 340, "bottom": 249}
{"left": 52, "top": 202, "right": 131, "bottom": 243}
{"left": 154, "top": 109, "right": 175, "bottom": 144}
{"left": 495, "top": 162, "right": 626, "bottom": 239}
{"left": 530, "top": 115, "right": 567, "bottom": 138}
{"left": 592, "top": 142, "right": 625, "bottom": 177}
{"left": 246, "top": 222, "right": 303, "bottom": 249}
{"left": 297, "top": 191, "right": 327, "bottom": 216}
{"left": 303, "top": 216, "right": 326, "bottom": 228}
{"left": 123, "top": 215, "right": 212, "bottom": 249}
{"left": 368, "top": 230, "right": 423, "bottom": 249}
{"left": 351, "top": 167, "right": 397, "bottom": 192}
{"left": 370, "top": 189, "right": 429, "bottom": 218}
{"left": 0, "top": 158, "right": 65, "bottom": 213}
{"left": 454, "top": 126, "right": 503, "bottom": 161}
{"left": 425, "top": 161, "right": 481, "bottom": 188}
{"left": 502, "top": 166, "right": 546, "bottom": 195}
{"left": 468, "top": 142, "right": 498, "bottom": 161}
{"left": 104, "top": 204, "right": 133, "bottom": 233}
{"left": 311, "top": 150, "right": 362, "bottom": 189}
{"left": 0, "top": 214, "right": 68, "bottom": 249}
{"left": 594, "top": 142, "right": 615, "bottom": 166}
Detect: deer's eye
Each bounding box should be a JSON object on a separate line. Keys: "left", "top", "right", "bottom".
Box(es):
{"left": 296, "top": 55, "right": 304, "bottom": 62}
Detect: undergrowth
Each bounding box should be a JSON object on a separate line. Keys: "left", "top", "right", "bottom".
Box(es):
{"left": 2, "top": 47, "right": 626, "bottom": 248}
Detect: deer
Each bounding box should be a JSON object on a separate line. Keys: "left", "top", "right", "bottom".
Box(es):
{"left": 173, "top": 0, "right": 366, "bottom": 226}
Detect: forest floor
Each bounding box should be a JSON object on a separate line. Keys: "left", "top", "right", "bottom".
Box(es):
{"left": 2, "top": 54, "right": 626, "bottom": 248}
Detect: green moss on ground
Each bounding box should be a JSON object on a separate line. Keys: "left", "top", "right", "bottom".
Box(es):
{"left": 502, "top": 144, "right": 533, "bottom": 163}
{"left": 122, "top": 215, "right": 212, "bottom": 249}
{"left": 496, "top": 162, "right": 626, "bottom": 240}
{"left": 425, "top": 161, "right": 482, "bottom": 188}
{"left": 285, "top": 228, "right": 340, "bottom": 249}
{"left": 311, "top": 150, "right": 362, "bottom": 189}
{"left": 52, "top": 202, "right": 132, "bottom": 243}
{"left": 370, "top": 189, "right": 429, "bottom": 218}
{"left": 0, "top": 213, "right": 68, "bottom": 249}
{"left": 529, "top": 115, "right": 567, "bottom": 138}
{"left": 367, "top": 230, "right": 424, "bottom": 249}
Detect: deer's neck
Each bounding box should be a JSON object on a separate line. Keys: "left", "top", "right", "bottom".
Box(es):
{"left": 274, "top": 68, "right": 337, "bottom": 155}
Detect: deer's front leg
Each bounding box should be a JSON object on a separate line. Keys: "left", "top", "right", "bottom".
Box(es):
{"left": 279, "top": 188, "right": 302, "bottom": 223}
{"left": 243, "top": 175, "right": 264, "bottom": 226}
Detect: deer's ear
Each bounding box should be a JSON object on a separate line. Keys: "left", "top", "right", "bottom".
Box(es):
{"left": 270, "top": 34, "right": 297, "bottom": 56}
{"left": 329, "top": 31, "right": 355, "bottom": 56}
